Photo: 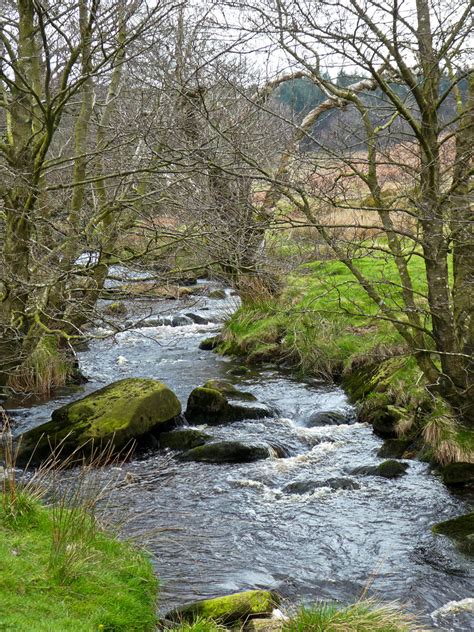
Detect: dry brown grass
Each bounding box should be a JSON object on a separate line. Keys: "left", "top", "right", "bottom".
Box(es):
{"left": 422, "top": 410, "right": 474, "bottom": 465}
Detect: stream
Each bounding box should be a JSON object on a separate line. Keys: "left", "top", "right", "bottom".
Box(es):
{"left": 6, "top": 276, "right": 474, "bottom": 630}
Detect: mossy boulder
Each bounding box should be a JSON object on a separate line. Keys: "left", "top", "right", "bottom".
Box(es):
{"left": 159, "top": 428, "right": 212, "bottom": 451}
{"left": 199, "top": 336, "right": 221, "bottom": 351}
{"left": 186, "top": 387, "right": 228, "bottom": 420}
{"left": 432, "top": 513, "right": 474, "bottom": 556}
{"left": 441, "top": 462, "right": 474, "bottom": 487}
{"left": 179, "top": 441, "right": 272, "bottom": 463}
{"left": 185, "top": 386, "right": 271, "bottom": 425}
{"left": 377, "top": 438, "right": 412, "bottom": 459}
{"left": 351, "top": 460, "right": 409, "bottom": 479}
{"left": 165, "top": 590, "right": 280, "bottom": 625}
{"left": 17, "top": 378, "right": 181, "bottom": 464}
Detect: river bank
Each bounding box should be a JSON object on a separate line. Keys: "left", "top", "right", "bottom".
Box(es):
{"left": 217, "top": 260, "right": 474, "bottom": 474}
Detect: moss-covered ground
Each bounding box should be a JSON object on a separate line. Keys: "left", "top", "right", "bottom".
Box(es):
{"left": 0, "top": 494, "right": 157, "bottom": 631}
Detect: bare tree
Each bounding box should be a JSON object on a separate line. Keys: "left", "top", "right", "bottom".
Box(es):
{"left": 0, "top": 0, "right": 179, "bottom": 392}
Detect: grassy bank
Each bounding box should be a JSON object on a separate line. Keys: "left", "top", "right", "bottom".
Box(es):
{"left": 220, "top": 257, "right": 473, "bottom": 465}
{"left": 0, "top": 489, "right": 157, "bottom": 631}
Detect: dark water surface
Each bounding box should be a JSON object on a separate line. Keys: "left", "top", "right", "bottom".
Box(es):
{"left": 7, "top": 280, "right": 473, "bottom": 629}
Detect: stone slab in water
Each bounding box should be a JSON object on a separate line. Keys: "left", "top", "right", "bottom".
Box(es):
{"left": 306, "top": 410, "right": 350, "bottom": 427}
{"left": 159, "top": 428, "right": 212, "bottom": 451}
{"left": 284, "top": 477, "right": 360, "bottom": 494}
{"left": 185, "top": 385, "right": 272, "bottom": 425}
{"left": 351, "top": 460, "right": 409, "bottom": 479}
{"left": 179, "top": 440, "right": 272, "bottom": 463}
{"left": 165, "top": 590, "right": 280, "bottom": 625}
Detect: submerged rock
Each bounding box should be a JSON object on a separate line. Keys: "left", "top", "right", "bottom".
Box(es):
{"left": 283, "top": 477, "right": 360, "bottom": 495}
{"left": 179, "top": 441, "right": 272, "bottom": 463}
{"left": 351, "top": 460, "right": 409, "bottom": 479}
{"left": 432, "top": 512, "right": 474, "bottom": 556}
{"left": 199, "top": 336, "right": 221, "bottom": 351}
{"left": 159, "top": 428, "right": 212, "bottom": 451}
{"left": 208, "top": 289, "right": 227, "bottom": 300}
{"left": 377, "top": 438, "right": 412, "bottom": 459}
{"left": 165, "top": 590, "right": 280, "bottom": 625}
{"left": 185, "top": 385, "right": 272, "bottom": 425}
{"left": 185, "top": 312, "right": 209, "bottom": 325}
{"left": 171, "top": 314, "right": 194, "bottom": 327}
{"left": 229, "top": 365, "right": 250, "bottom": 376}
{"left": 441, "top": 462, "right": 474, "bottom": 487}
{"left": 306, "top": 410, "right": 350, "bottom": 427}
{"left": 17, "top": 378, "right": 181, "bottom": 464}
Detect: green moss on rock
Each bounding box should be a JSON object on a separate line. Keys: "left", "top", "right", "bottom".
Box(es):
{"left": 199, "top": 336, "right": 221, "bottom": 351}
{"left": 179, "top": 441, "right": 271, "bottom": 463}
{"left": 352, "top": 460, "right": 408, "bottom": 479}
{"left": 185, "top": 386, "right": 271, "bottom": 425}
{"left": 203, "top": 379, "right": 257, "bottom": 401}
{"left": 104, "top": 301, "right": 127, "bottom": 317}
{"left": 441, "top": 462, "right": 474, "bottom": 487}
{"left": 160, "top": 429, "right": 212, "bottom": 451}
{"left": 432, "top": 512, "right": 474, "bottom": 556}
{"left": 166, "top": 590, "right": 280, "bottom": 625}
{"left": 209, "top": 289, "right": 227, "bottom": 300}
{"left": 377, "top": 460, "right": 409, "bottom": 478}
{"left": 186, "top": 387, "right": 229, "bottom": 423}
{"left": 17, "top": 378, "right": 181, "bottom": 463}
{"left": 377, "top": 439, "right": 412, "bottom": 459}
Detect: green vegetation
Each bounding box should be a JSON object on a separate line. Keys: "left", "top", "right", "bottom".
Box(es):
{"left": 8, "top": 335, "right": 74, "bottom": 396}
{"left": 0, "top": 495, "right": 157, "bottom": 631}
{"left": 160, "top": 598, "right": 423, "bottom": 631}
{"left": 166, "top": 590, "right": 280, "bottom": 627}
{"left": 282, "top": 600, "right": 423, "bottom": 632}
{"left": 221, "top": 255, "right": 473, "bottom": 465}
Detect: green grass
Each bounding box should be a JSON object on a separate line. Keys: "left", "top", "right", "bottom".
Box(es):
{"left": 283, "top": 600, "right": 423, "bottom": 632}
{"left": 0, "top": 495, "right": 158, "bottom": 631}
{"left": 223, "top": 255, "right": 425, "bottom": 376}
{"left": 166, "top": 618, "right": 226, "bottom": 631}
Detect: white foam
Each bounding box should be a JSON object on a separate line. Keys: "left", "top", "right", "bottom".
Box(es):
{"left": 430, "top": 598, "right": 474, "bottom": 623}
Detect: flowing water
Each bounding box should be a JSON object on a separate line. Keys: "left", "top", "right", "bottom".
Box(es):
{"left": 6, "top": 278, "right": 473, "bottom": 630}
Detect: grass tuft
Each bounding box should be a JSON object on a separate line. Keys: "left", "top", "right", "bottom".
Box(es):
{"left": 283, "top": 599, "right": 426, "bottom": 632}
